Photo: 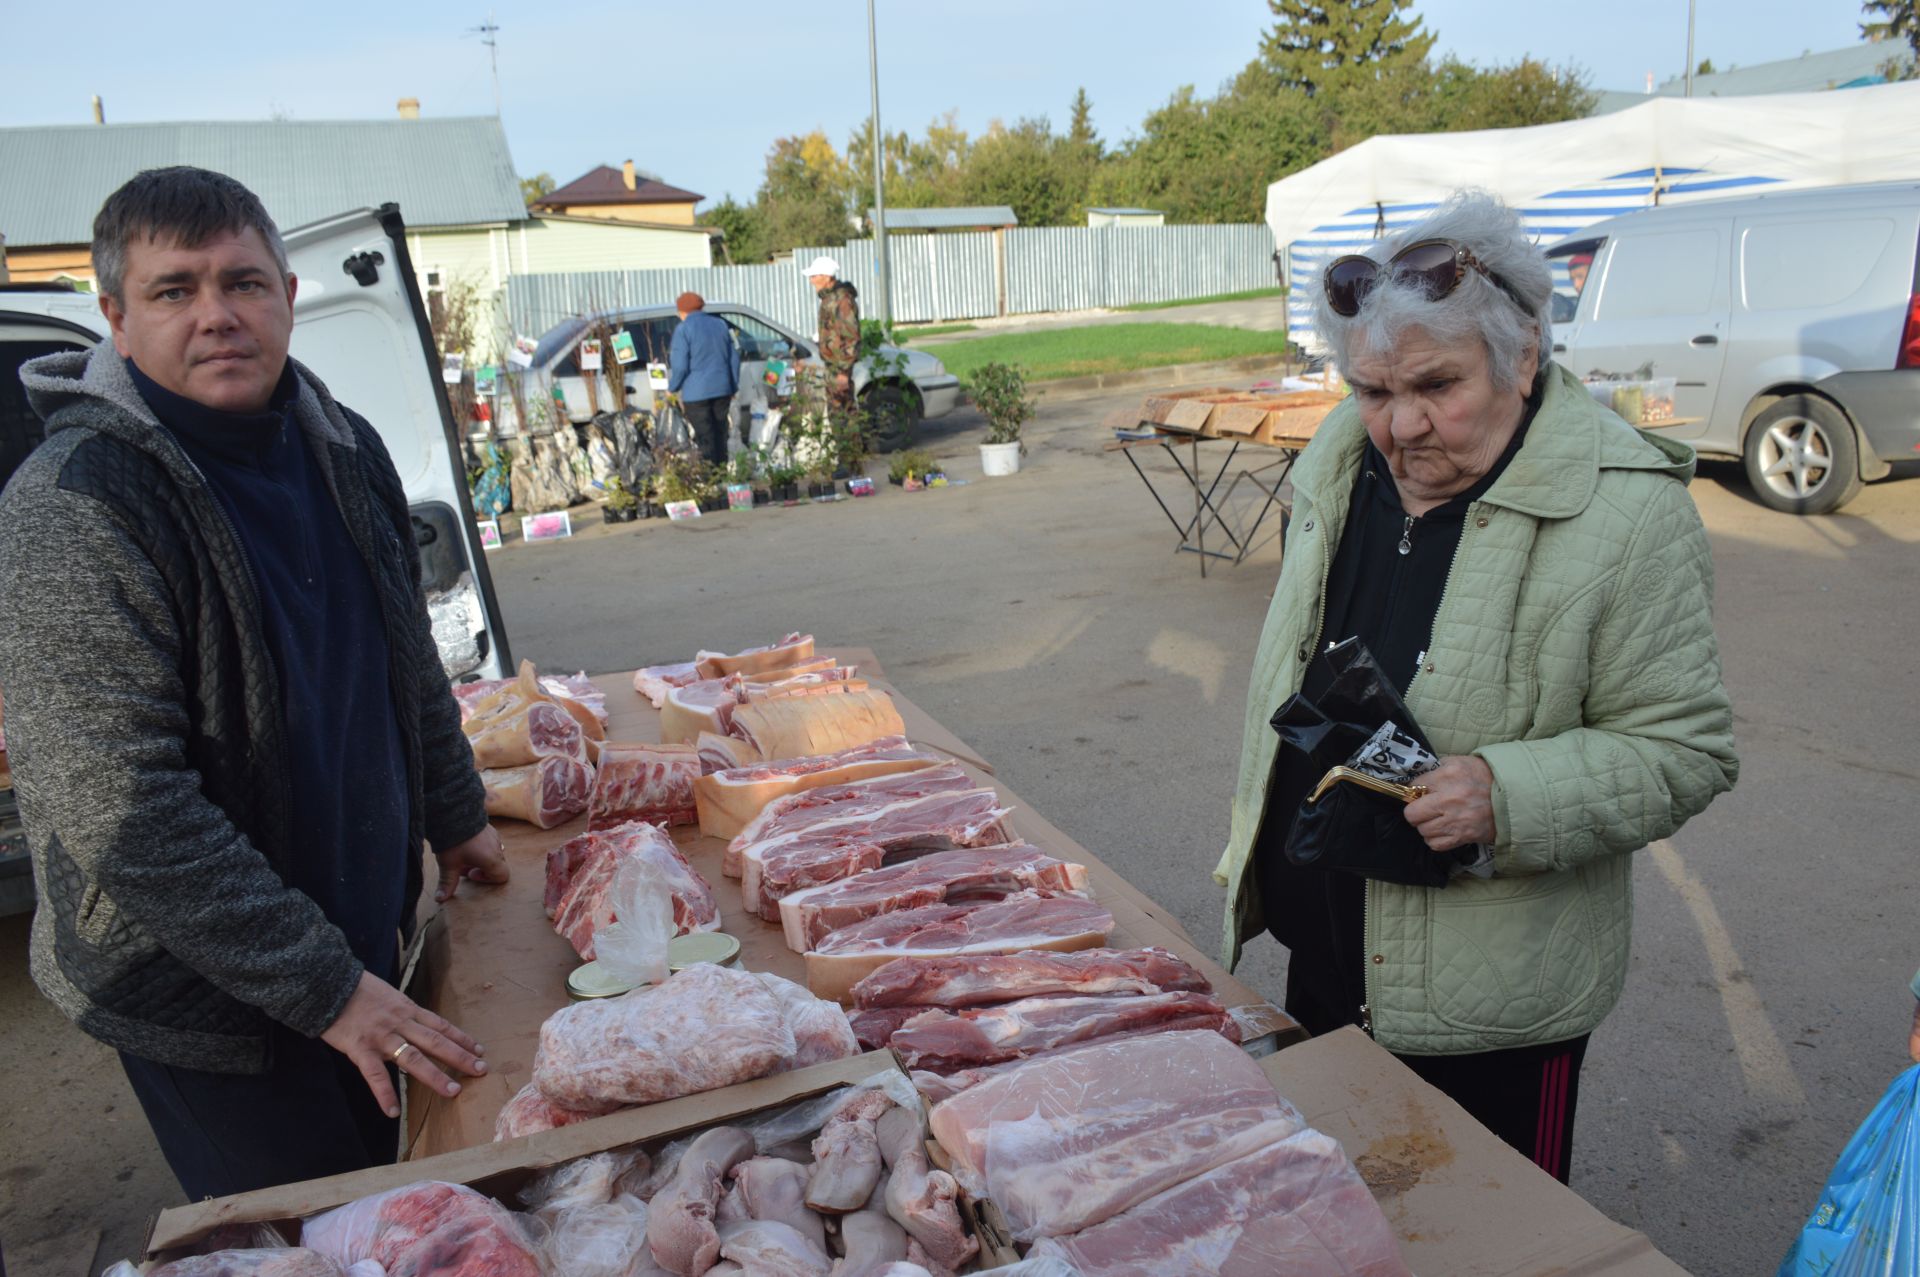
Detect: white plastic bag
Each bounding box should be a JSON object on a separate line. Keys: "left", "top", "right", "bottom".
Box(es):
{"left": 593, "top": 857, "right": 673, "bottom": 987}
{"left": 301, "top": 1181, "right": 541, "bottom": 1276}
{"left": 541, "top": 1193, "right": 650, "bottom": 1277}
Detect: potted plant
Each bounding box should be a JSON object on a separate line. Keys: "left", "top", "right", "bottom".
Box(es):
{"left": 768, "top": 461, "right": 804, "bottom": 503}
{"left": 601, "top": 476, "right": 640, "bottom": 523}
{"left": 889, "top": 448, "right": 937, "bottom": 486}
{"left": 967, "top": 361, "right": 1034, "bottom": 477}
{"left": 655, "top": 452, "right": 699, "bottom": 511}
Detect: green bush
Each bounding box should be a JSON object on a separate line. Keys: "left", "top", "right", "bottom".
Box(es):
{"left": 966, "top": 362, "right": 1035, "bottom": 445}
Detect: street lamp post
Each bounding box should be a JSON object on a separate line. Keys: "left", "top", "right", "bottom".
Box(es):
{"left": 867, "top": 0, "right": 892, "bottom": 330}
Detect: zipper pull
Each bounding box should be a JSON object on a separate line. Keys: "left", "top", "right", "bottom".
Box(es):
{"left": 1359, "top": 1003, "right": 1374, "bottom": 1035}
{"left": 1397, "top": 515, "right": 1414, "bottom": 556}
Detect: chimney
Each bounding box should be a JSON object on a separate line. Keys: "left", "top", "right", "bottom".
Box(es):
{"left": 91, "top": 95, "right": 105, "bottom": 124}
{"left": 397, "top": 97, "right": 421, "bottom": 120}
{"left": 622, "top": 160, "right": 637, "bottom": 191}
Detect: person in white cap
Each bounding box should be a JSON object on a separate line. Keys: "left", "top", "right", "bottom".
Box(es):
{"left": 800, "top": 254, "right": 860, "bottom": 419}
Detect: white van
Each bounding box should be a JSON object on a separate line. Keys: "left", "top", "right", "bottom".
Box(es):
{"left": 1546, "top": 181, "right": 1920, "bottom": 514}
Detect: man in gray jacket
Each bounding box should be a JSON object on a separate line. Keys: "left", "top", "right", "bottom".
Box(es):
{"left": 0, "top": 167, "right": 506, "bottom": 1198}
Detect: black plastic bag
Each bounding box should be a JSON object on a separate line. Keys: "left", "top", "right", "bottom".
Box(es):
{"left": 1269, "top": 638, "right": 1464, "bottom": 888}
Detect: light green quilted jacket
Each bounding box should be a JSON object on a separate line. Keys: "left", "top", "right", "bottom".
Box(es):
{"left": 1214, "top": 364, "right": 1738, "bottom": 1055}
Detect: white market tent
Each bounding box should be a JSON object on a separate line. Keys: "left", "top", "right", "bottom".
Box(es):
{"left": 1265, "top": 81, "right": 1920, "bottom": 342}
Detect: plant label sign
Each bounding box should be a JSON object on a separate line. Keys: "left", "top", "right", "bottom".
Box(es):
{"left": 441, "top": 352, "right": 465, "bottom": 385}
{"left": 611, "top": 330, "right": 639, "bottom": 365}
{"left": 646, "top": 361, "right": 670, "bottom": 391}
{"left": 726, "top": 483, "right": 754, "bottom": 511}
{"left": 578, "top": 340, "right": 604, "bottom": 372}
{"left": 507, "top": 335, "right": 537, "bottom": 370}
{"left": 476, "top": 519, "right": 502, "bottom": 550}
{"left": 664, "top": 500, "right": 701, "bottom": 521}
{"left": 522, "top": 510, "right": 573, "bottom": 542}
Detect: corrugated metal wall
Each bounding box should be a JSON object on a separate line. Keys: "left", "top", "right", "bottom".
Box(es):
{"left": 506, "top": 224, "right": 1273, "bottom": 339}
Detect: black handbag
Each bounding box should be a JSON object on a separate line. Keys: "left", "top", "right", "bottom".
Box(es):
{"left": 1269, "top": 638, "right": 1462, "bottom": 889}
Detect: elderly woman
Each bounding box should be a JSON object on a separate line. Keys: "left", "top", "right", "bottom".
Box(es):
{"left": 1214, "top": 192, "right": 1737, "bottom": 1181}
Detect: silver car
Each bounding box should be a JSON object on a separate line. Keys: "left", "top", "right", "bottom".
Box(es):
{"left": 1547, "top": 180, "right": 1920, "bottom": 515}
{"left": 530, "top": 302, "right": 960, "bottom": 451}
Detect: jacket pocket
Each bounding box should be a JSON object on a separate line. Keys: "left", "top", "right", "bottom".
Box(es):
{"left": 1424, "top": 868, "right": 1600, "bottom": 1036}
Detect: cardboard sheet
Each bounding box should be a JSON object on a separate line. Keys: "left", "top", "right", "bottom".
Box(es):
{"left": 1266, "top": 1029, "right": 1689, "bottom": 1276}
{"left": 405, "top": 651, "right": 1301, "bottom": 1159}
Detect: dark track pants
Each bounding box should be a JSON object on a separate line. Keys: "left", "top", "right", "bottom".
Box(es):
{"left": 684, "top": 395, "right": 733, "bottom": 466}
{"left": 120, "top": 1023, "right": 398, "bottom": 1200}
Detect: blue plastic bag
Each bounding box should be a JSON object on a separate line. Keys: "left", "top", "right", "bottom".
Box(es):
{"left": 1779, "top": 1064, "right": 1920, "bottom": 1275}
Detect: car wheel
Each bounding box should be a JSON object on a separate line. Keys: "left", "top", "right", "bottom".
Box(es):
{"left": 861, "top": 381, "right": 922, "bottom": 453}
{"left": 1741, "top": 395, "right": 1863, "bottom": 516}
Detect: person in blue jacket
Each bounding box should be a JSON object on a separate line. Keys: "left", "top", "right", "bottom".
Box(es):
{"left": 667, "top": 292, "right": 741, "bottom": 465}
{"left": 1908, "top": 969, "right": 1920, "bottom": 1061}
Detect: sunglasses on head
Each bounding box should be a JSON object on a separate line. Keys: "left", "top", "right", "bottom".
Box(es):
{"left": 1323, "top": 239, "right": 1534, "bottom": 318}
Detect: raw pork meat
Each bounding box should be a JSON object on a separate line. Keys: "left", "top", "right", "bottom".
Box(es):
{"left": 726, "top": 1158, "right": 825, "bottom": 1253}
{"left": 1028, "top": 1128, "right": 1410, "bottom": 1277}
{"left": 481, "top": 756, "right": 593, "bottom": 829}
{"left": 647, "top": 1126, "right": 758, "bottom": 1275}
{"left": 875, "top": 1107, "right": 977, "bottom": 1271}
{"left": 835, "top": 1207, "right": 909, "bottom": 1271}
{"left": 635, "top": 660, "right": 702, "bottom": 708}
{"left": 694, "top": 736, "right": 942, "bottom": 841}
{"left": 532, "top": 964, "right": 795, "bottom": 1109}
{"left": 778, "top": 843, "right": 1089, "bottom": 952}
{"left": 718, "top": 1219, "right": 832, "bottom": 1277}
{"left": 301, "top": 1181, "right": 542, "bottom": 1277}
{"left": 663, "top": 669, "right": 863, "bottom": 745}
{"left": 493, "top": 1081, "right": 621, "bottom": 1141}
{"left": 755, "top": 972, "right": 861, "bottom": 1068}
{"left": 467, "top": 697, "right": 587, "bottom": 769}
{"left": 805, "top": 895, "right": 1114, "bottom": 1003}
{"left": 805, "top": 1117, "right": 883, "bottom": 1214}
{"left": 730, "top": 765, "right": 977, "bottom": 862}
{"left": 458, "top": 668, "right": 607, "bottom": 730}
{"left": 889, "top": 991, "right": 1237, "bottom": 1074}
{"left": 741, "top": 788, "right": 1013, "bottom": 920}
{"left": 697, "top": 731, "right": 757, "bottom": 775}
{"left": 727, "top": 690, "right": 905, "bottom": 765}
{"left": 847, "top": 1007, "right": 925, "bottom": 1051}
{"left": 589, "top": 743, "right": 700, "bottom": 829}
{"left": 548, "top": 821, "right": 719, "bottom": 960}
{"left": 146, "top": 1254, "right": 345, "bottom": 1277}
{"left": 696, "top": 632, "right": 815, "bottom": 679}
{"left": 852, "top": 946, "right": 1208, "bottom": 1010}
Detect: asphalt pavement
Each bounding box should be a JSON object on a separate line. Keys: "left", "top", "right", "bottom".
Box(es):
{"left": 5, "top": 380, "right": 1918, "bottom": 1275}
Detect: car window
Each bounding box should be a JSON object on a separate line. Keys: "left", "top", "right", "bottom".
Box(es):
{"left": 1546, "top": 238, "right": 1604, "bottom": 325}
{"left": 721, "top": 314, "right": 795, "bottom": 360}
{"left": 553, "top": 317, "right": 677, "bottom": 375}
{"left": 0, "top": 337, "right": 87, "bottom": 489}
{"left": 1593, "top": 228, "right": 1722, "bottom": 321}
{"left": 1741, "top": 217, "right": 1897, "bottom": 312}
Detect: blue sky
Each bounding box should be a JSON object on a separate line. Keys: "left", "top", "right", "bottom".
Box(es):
{"left": 0, "top": 1, "right": 1872, "bottom": 207}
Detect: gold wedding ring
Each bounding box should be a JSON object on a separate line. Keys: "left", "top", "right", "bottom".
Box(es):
{"left": 391, "top": 1042, "right": 411, "bottom": 1062}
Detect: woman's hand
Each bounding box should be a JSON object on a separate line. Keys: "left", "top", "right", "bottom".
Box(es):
{"left": 434, "top": 825, "right": 509, "bottom": 902}
{"left": 1404, "top": 755, "right": 1497, "bottom": 852}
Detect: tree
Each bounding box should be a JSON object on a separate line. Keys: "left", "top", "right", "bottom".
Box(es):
{"left": 963, "top": 118, "right": 1090, "bottom": 227}
{"left": 1097, "top": 78, "right": 1325, "bottom": 223}
{"left": 1862, "top": 0, "right": 1918, "bottom": 53}
{"left": 700, "top": 196, "right": 767, "bottom": 264}
{"left": 1260, "top": 0, "right": 1435, "bottom": 97}
{"left": 757, "top": 131, "right": 853, "bottom": 254}
{"left": 520, "top": 172, "right": 556, "bottom": 206}
{"left": 1695, "top": 58, "right": 1716, "bottom": 76}
{"left": 1067, "top": 87, "right": 1102, "bottom": 158}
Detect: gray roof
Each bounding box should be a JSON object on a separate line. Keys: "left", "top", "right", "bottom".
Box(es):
{"left": 1593, "top": 42, "right": 1913, "bottom": 113}
{"left": 0, "top": 117, "right": 525, "bottom": 247}
{"left": 1087, "top": 207, "right": 1163, "bottom": 215}
{"left": 868, "top": 205, "right": 1019, "bottom": 230}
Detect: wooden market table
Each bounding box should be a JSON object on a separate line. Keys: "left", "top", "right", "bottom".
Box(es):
{"left": 1103, "top": 387, "right": 1340, "bottom": 578}
{"left": 402, "top": 649, "right": 1301, "bottom": 1159}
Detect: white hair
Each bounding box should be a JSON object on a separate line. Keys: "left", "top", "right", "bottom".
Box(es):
{"left": 1311, "top": 190, "right": 1552, "bottom": 391}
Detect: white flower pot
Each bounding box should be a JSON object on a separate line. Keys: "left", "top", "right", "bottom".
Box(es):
{"left": 980, "top": 440, "right": 1022, "bottom": 477}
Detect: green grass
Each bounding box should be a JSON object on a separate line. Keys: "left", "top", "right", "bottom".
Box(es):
{"left": 894, "top": 322, "right": 978, "bottom": 339}
{"left": 910, "top": 322, "right": 1286, "bottom": 383}
{"left": 1115, "top": 286, "right": 1286, "bottom": 312}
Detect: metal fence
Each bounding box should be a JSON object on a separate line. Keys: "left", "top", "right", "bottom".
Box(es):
{"left": 504, "top": 223, "right": 1275, "bottom": 340}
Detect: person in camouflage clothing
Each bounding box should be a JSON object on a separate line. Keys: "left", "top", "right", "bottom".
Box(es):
{"left": 802, "top": 255, "right": 861, "bottom": 419}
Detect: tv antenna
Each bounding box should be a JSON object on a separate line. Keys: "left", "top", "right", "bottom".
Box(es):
{"left": 468, "top": 11, "right": 501, "bottom": 116}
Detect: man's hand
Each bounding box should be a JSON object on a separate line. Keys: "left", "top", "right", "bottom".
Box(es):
{"left": 1907, "top": 1000, "right": 1920, "bottom": 1063}
{"left": 435, "top": 825, "right": 508, "bottom": 903}
{"left": 321, "top": 971, "right": 486, "bottom": 1118}
{"left": 1404, "top": 755, "right": 1497, "bottom": 853}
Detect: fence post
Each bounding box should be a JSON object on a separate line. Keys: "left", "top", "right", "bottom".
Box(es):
{"left": 993, "top": 226, "right": 1008, "bottom": 317}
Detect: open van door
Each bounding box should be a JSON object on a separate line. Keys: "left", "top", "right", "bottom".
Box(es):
{"left": 281, "top": 205, "right": 511, "bottom": 681}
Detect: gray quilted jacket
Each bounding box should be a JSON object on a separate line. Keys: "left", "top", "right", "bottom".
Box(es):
{"left": 0, "top": 345, "right": 487, "bottom": 1073}
{"left": 1216, "top": 364, "right": 1738, "bottom": 1054}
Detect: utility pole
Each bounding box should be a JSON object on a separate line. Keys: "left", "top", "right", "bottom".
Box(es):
{"left": 470, "top": 11, "right": 502, "bottom": 116}
{"left": 867, "top": 0, "right": 892, "bottom": 330}
{"left": 1684, "top": 0, "right": 1696, "bottom": 97}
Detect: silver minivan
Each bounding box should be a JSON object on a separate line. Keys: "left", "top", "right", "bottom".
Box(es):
{"left": 1547, "top": 181, "right": 1920, "bottom": 514}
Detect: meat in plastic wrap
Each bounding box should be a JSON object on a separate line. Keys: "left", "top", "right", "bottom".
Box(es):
{"left": 1028, "top": 1128, "right": 1410, "bottom": 1277}
{"left": 541, "top": 1193, "right": 650, "bottom": 1277}
{"left": 301, "top": 1181, "right": 543, "bottom": 1277}
{"left": 493, "top": 1081, "right": 621, "bottom": 1142}
{"left": 755, "top": 971, "right": 859, "bottom": 1069}
{"left": 114, "top": 1254, "right": 349, "bottom": 1277}
{"left": 531, "top": 964, "right": 796, "bottom": 1110}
